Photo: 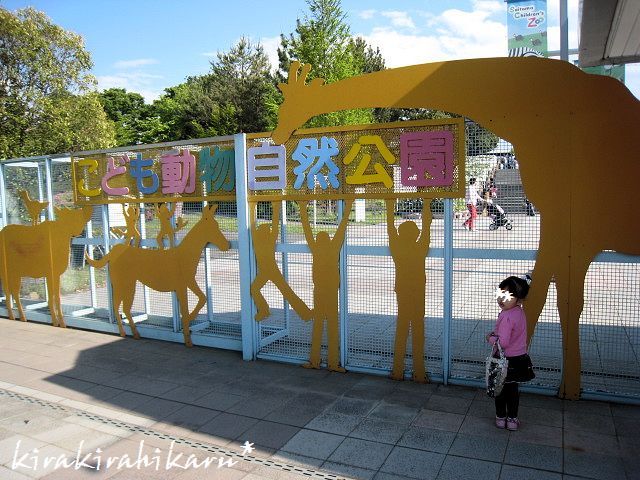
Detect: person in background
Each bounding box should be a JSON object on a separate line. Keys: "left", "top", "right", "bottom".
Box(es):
{"left": 463, "top": 178, "right": 482, "bottom": 231}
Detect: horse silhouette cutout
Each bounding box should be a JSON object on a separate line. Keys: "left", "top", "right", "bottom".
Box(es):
{"left": 250, "top": 201, "right": 312, "bottom": 322}
{"left": 86, "top": 204, "right": 229, "bottom": 346}
{"left": 19, "top": 190, "right": 49, "bottom": 226}
{"left": 386, "top": 199, "right": 432, "bottom": 383}
{"left": 272, "top": 58, "right": 640, "bottom": 399}
{"left": 299, "top": 199, "right": 353, "bottom": 372}
{"left": 0, "top": 206, "right": 92, "bottom": 327}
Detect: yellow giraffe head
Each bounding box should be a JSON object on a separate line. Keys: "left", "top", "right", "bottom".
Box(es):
{"left": 273, "top": 61, "right": 325, "bottom": 145}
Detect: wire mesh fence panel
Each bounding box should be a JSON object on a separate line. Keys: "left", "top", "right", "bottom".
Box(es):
{"left": 2, "top": 161, "right": 50, "bottom": 319}
{"left": 580, "top": 261, "right": 640, "bottom": 396}
{"left": 257, "top": 251, "right": 314, "bottom": 361}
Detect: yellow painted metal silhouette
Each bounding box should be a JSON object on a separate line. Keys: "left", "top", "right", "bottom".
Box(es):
{"left": 19, "top": 190, "right": 48, "bottom": 226}
{"left": 155, "top": 203, "right": 187, "bottom": 249}
{"left": 386, "top": 199, "right": 432, "bottom": 383}
{"left": 250, "top": 201, "right": 312, "bottom": 322}
{"left": 0, "top": 206, "right": 92, "bottom": 326}
{"left": 86, "top": 204, "right": 229, "bottom": 346}
{"left": 111, "top": 204, "right": 141, "bottom": 247}
{"left": 299, "top": 199, "right": 353, "bottom": 372}
{"left": 272, "top": 58, "right": 640, "bottom": 399}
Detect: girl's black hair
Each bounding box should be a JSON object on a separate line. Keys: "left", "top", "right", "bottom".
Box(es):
{"left": 499, "top": 276, "right": 530, "bottom": 299}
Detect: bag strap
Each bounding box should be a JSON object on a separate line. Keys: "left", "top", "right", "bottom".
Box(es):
{"left": 493, "top": 338, "right": 505, "bottom": 359}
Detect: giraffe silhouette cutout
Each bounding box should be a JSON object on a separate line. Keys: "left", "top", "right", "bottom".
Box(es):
{"left": 272, "top": 58, "right": 640, "bottom": 399}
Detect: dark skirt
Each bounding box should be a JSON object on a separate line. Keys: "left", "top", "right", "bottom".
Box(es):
{"left": 505, "top": 354, "right": 535, "bottom": 383}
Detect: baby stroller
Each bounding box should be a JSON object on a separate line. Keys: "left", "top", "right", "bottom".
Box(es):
{"left": 486, "top": 200, "right": 512, "bottom": 230}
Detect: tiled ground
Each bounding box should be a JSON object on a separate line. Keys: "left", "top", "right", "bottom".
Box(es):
{"left": 0, "top": 319, "right": 639, "bottom": 479}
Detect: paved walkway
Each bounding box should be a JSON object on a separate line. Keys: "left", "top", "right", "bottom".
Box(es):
{"left": 0, "top": 320, "right": 638, "bottom": 480}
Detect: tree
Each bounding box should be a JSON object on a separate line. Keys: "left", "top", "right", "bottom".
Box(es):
{"left": 466, "top": 121, "right": 499, "bottom": 156}
{"left": 25, "top": 92, "right": 115, "bottom": 154}
{"left": 152, "top": 78, "right": 234, "bottom": 141}
{"left": 278, "top": 0, "right": 374, "bottom": 128}
{"left": 0, "top": 7, "right": 114, "bottom": 158}
{"left": 99, "top": 88, "right": 158, "bottom": 146}
{"left": 209, "top": 37, "right": 280, "bottom": 134}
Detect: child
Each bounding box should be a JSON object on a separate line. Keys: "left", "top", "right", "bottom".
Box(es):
{"left": 486, "top": 275, "right": 535, "bottom": 431}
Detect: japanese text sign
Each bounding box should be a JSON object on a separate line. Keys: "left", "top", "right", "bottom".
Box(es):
{"left": 72, "top": 142, "right": 236, "bottom": 205}
{"left": 246, "top": 118, "right": 465, "bottom": 200}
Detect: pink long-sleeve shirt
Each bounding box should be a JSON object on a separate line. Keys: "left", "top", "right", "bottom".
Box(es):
{"left": 489, "top": 305, "right": 528, "bottom": 357}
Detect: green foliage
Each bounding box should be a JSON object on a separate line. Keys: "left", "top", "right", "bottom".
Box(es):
{"left": 149, "top": 37, "right": 278, "bottom": 142}
{"left": 466, "top": 121, "right": 499, "bottom": 156}
{"left": 209, "top": 37, "right": 280, "bottom": 134}
{"left": 25, "top": 91, "right": 115, "bottom": 154}
{"left": 278, "top": 0, "right": 375, "bottom": 128}
{"left": 98, "top": 88, "right": 161, "bottom": 146}
{"left": 0, "top": 7, "right": 114, "bottom": 158}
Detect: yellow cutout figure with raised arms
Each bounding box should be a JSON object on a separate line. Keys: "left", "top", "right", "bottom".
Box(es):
{"left": 155, "top": 202, "right": 187, "bottom": 249}
{"left": 386, "top": 199, "right": 432, "bottom": 383}
{"left": 250, "top": 201, "right": 312, "bottom": 322}
{"left": 0, "top": 206, "right": 92, "bottom": 326}
{"left": 86, "top": 204, "right": 229, "bottom": 346}
{"left": 299, "top": 199, "right": 353, "bottom": 372}
{"left": 272, "top": 58, "right": 640, "bottom": 399}
{"left": 111, "top": 204, "right": 141, "bottom": 247}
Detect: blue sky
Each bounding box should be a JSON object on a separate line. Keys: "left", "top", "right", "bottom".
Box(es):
{"left": 2, "top": 0, "right": 639, "bottom": 101}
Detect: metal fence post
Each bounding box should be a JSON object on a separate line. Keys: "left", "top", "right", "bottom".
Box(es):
{"left": 101, "top": 205, "right": 114, "bottom": 324}
{"left": 234, "top": 133, "right": 256, "bottom": 360}
{"left": 443, "top": 198, "right": 454, "bottom": 384}
{"left": 338, "top": 199, "right": 349, "bottom": 369}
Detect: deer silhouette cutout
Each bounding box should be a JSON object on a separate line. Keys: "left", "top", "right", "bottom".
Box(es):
{"left": 86, "top": 204, "right": 229, "bottom": 346}
{"left": 0, "top": 206, "right": 92, "bottom": 327}
{"left": 272, "top": 58, "right": 640, "bottom": 399}
{"left": 19, "top": 190, "right": 49, "bottom": 226}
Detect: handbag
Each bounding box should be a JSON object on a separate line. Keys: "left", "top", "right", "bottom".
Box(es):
{"left": 486, "top": 339, "right": 508, "bottom": 397}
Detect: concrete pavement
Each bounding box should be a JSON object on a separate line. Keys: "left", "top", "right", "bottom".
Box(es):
{"left": 0, "top": 319, "right": 639, "bottom": 479}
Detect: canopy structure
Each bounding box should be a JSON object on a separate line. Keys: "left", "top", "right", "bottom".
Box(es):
{"left": 579, "top": 0, "right": 640, "bottom": 66}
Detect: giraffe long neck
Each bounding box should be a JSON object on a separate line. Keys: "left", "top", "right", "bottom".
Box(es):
{"left": 300, "top": 57, "right": 582, "bottom": 140}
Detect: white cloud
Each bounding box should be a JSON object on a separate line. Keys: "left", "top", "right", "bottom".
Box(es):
{"left": 358, "top": 3, "right": 506, "bottom": 67}
{"left": 113, "top": 58, "right": 158, "bottom": 69}
{"left": 625, "top": 63, "right": 640, "bottom": 99}
{"left": 97, "top": 72, "right": 163, "bottom": 103}
{"left": 472, "top": 0, "right": 504, "bottom": 14}
{"left": 381, "top": 11, "right": 416, "bottom": 30}
{"left": 260, "top": 35, "right": 282, "bottom": 73}
{"left": 359, "top": 9, "right": 376, "bottom": 20}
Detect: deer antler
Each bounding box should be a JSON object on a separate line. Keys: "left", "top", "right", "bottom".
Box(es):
{"left": 278, "top": 61, "right": 325, "bottom": 100}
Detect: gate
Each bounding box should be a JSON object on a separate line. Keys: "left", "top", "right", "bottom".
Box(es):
{"left": 1, "top": 128, "right": 638, "bottom": 402}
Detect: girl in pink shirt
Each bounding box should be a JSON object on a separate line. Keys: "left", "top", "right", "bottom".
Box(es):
{"left": 486, "top": 276, "right": 535, "bottom": 431}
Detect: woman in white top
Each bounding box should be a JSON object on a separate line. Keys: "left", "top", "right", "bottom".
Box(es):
{"left": 463, "top": 178, "right": 482, "bottom": 231}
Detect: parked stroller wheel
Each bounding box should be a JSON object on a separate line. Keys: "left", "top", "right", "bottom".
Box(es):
{"left": 489, "top": 223, "right": 498, "bottom": 231}
{"left": 505, "top": 223, "right": 513, "bottom": 230}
